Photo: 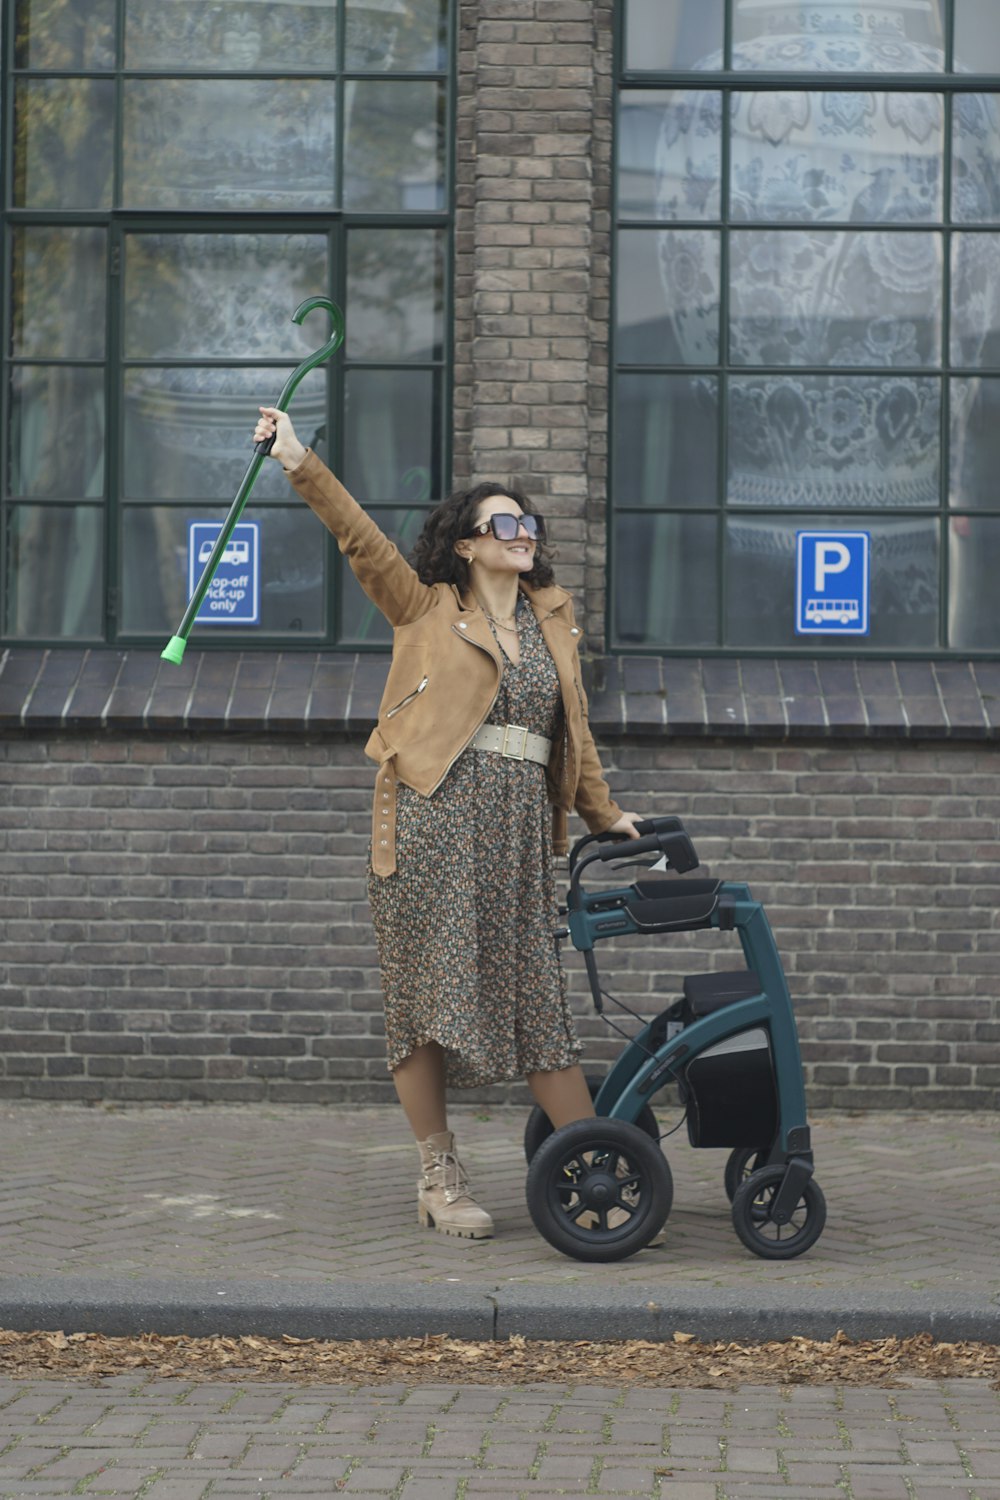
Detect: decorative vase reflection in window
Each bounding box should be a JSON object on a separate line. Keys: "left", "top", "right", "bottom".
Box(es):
{"left": 648, "top": 0, "right": 1000, "bottom": 646}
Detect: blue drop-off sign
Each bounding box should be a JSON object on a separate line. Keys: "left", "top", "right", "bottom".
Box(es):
{"left": 187, "top": 521, "right": 260, "bottom": 625}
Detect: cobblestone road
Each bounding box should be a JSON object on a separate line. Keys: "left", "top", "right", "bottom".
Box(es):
{"left": 1, "top": 1375, "right": 998, "bottom": 1499}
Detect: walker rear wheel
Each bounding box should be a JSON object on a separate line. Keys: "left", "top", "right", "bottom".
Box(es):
{"left": 526, "top": 1117, "right": 672, "bottom": 1263}
{"left": 723, "top": 1145, "right": 770, "bottom": 1203}
{"left": 523, "top": 1074, "right": 660, "bottom": 1163}
{"left": 731, "top": 1165, "right": 826, "bottom": 1260}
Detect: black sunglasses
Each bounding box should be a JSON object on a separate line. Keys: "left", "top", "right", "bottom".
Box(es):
{"left": 467, "top": 512, "right": 546, "bottom": 542}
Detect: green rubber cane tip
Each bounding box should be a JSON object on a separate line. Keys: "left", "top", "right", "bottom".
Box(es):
{"left": 161, "top": 636, "right": 187, "bottom": 666}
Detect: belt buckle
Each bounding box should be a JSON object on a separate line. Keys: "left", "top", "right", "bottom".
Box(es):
{"left": 501, "top": 723, "right": 528, "bottom": 760}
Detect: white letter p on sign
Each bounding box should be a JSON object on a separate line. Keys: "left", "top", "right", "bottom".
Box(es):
{"left": 814, "top": 541, "right": 851, "bottom": 592}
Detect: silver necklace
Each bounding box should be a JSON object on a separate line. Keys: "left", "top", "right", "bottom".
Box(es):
{"left": 477, "top": 597, "right": 520, "bottom": 632}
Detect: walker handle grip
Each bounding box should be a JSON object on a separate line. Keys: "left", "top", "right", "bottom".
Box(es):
{"left": 597, "top": 832, "right": 662, "bottom": 862}
{"left": 595, "top": 822, "right": 700, "bottom": 873}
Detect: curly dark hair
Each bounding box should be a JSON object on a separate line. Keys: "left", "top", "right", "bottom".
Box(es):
{"left": 409, "top": 482, "right": 556, "bottom": 590}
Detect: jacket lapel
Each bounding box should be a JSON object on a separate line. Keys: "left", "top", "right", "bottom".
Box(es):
{"left": 451, "top": 606, "right": 504, "bottom": 670}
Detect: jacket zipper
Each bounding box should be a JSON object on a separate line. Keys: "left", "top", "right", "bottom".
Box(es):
{"left": 385, "top": 677, "right": 428, "bottom": 718}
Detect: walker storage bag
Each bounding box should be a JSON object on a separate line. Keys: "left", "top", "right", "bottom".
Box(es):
{"left": 678, "top": 970, "right": 778, "bottom": 1149}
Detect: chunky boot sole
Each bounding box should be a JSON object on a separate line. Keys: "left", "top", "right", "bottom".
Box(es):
{"left": 417, "top": 1199, "right": 493, "bottom": 1239}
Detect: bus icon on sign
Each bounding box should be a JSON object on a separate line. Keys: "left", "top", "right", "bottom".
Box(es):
{"left": 804, "top": 598, "right": 860, "bottom": 626}
{"left": 198, "top": 537, "right": 250, "bottom": 566}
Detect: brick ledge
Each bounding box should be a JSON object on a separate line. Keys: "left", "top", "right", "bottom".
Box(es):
{"left": 1, "top": 647, "right": 998, "bottom": 739}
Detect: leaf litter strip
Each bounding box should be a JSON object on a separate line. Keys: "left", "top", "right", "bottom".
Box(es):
{"left": 1, "top": 1329, "right": 998, "bottom": 1388}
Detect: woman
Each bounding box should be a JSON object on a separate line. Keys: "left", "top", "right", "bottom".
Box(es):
{"left": 254, "top": 407, "right": 642, "bottom": 1239}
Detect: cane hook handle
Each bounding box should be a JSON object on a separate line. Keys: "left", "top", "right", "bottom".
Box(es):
{"left": 255, "top": 295, "right": 346, "bottom": 454}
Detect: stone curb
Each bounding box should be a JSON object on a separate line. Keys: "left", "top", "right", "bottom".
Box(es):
{"left": 2, "top": 1277, "right": 998, "bottom": 1345}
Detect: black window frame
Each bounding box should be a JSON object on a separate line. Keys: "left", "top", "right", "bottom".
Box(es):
{"left": 610, "top": 0, "right": 1000, "bottom": 657}
{"left": 1, "top": 0, "right": 456, "bottom": 653}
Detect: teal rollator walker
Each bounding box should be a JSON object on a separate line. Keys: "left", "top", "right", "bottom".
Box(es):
{"left": 523, "top": 816, "right": 827, "bottom": 1263}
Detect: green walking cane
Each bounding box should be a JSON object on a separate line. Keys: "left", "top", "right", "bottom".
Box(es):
{"left": 161, "top": 295, "right": 345, "bottom": 666}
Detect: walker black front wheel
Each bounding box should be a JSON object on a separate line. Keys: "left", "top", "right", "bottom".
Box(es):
{"left": 731, "top": 1165, "right": 826, "bottom": 1260}
{"left": 523, "top": 1074, "right": 660, "bottom": 1164}
{"left": 526, "top": 1118, "right": 672, "bottom": 1263}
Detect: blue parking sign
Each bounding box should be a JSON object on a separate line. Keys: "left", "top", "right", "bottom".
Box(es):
{"left": 188, "top": 521, "right": 260, "bottom": 625}
{"left": 796, "top": 531, "right": 870, "bottom": 636}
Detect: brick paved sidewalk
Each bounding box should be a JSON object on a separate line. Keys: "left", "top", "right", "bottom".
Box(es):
{"left": 0, "top": 1374, "right": 998, "bottom": 1499}
{"left": 0, "top": 1105, "right": 998, "bottom": 1342}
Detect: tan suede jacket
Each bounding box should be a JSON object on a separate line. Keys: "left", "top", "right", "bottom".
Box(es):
{"left": 287, "top": 450, "right": 623, "bottom": 876}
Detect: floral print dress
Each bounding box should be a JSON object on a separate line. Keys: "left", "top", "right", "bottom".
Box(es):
{"left": 367, "top": 597, "right": 581, "bottom": 1086}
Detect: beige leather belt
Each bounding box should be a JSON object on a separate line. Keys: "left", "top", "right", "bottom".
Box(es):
{"left": 470, "top": 722, "right": 551, "bottom": 765}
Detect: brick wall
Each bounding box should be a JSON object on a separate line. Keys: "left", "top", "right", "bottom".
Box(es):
{"left": 454, "top": 0, "right": 614, "bottom": 634}
{"left": 3, "top": 731, "right": 997, "bottom": 1109}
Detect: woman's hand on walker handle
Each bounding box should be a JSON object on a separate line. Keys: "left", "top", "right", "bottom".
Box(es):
{"left": 606, "top": 811, "right": 643, "bottom": 840}
{"left": 255, "top": 407, "right": 307, "bottom": 471}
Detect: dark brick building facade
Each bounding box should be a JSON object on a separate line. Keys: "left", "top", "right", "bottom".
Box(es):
{"left": 2, "top": 650, "right": 999, "bottom": 1108}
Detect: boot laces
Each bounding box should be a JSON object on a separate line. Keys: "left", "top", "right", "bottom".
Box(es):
{"left": 426, "top": 1147, "right": 472, "bottom": 1206}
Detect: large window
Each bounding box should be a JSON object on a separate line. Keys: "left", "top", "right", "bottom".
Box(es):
{"left": 2, "top": 0, "right": 452, "bottom": 648}
{"left": 613, "top": 0, "right": 1000, "bottom": 652}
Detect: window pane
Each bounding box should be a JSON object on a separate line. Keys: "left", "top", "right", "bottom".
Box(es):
{"left": 614, "top": 373, "right": 718, "bottom": 507}
{"left": 728, "top": 375, "right": 940, "bottom": 508}
{"left": 342, "top": 369, "right": 440, "bottom": 503}
{"left": 617, "top": 91, "right": 721, "bottom": 222}
{"left": 3, "top": 504, "right": 103, "bottom": 638}
{"left": 339, "top": 507, "right": 430, "bottom": 645}
{"left": 8, "top": 366, "right": 105, "bottom": 498}
{"left": 951, "top": 233, "right": 1000, "bottom": 366}
{"left": 725, "top": 515, "right": 938, "bottom": 648}
{"left": 13, "top": 78, "right": 114, "bottom": 208}
{"left": 731, "top": 91, "right": 942, "bottom": 223}
{"left": 730, "top": 230, "right": 942, "bottom": 366}
{"left": 613, "top": 513, "right": 718, "bottom": 647}
{"left": 954, "top": 0, "right": 1000, "bottom": 75}
{"left": 123, "top": 367, "right": 327, "bottom": 502}
{"left": 732, "top": 2, "right": 944, "bottom": 72}
{"left": 343, "top": 79, "right": 445, "bottom": 211}
{"left": 347, "top": 228, "right": 445, "bottom": 362}
{"left": 122, "top": 80, "right": 336, "bottom": 210}
{"left": 120, "top": 505, "right": 326, "bottom": 637}
{"left": 949, "top": 378, "right": 1000, "bottom": 508}
{"left": 123, "top": 234, "right": 328, "bottom": 361}
{"left": 345, "top": 0, "right": 449, "bottom": 71}
{"left": 952, "top": 95, "right": 1000, "bottom": 223}
{"left": 624, "top": 0, "right": 723, "bottom": 71}
{"left": 15, "top": 0, "right": 115, "bottom": 68}
{"left": 10, "top": 226, "right": 106, "bottom": 359}
{"left": 950, "top": 515, "right": 1000, "bottom": 648}
{"left": 617, "top": 229, "right": 720, "bottom": 365}
{"left": 125, "top": 0, "right": 337, "bottom": 70}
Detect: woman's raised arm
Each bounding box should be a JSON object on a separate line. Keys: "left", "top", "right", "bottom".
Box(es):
{"left": 253, "top": 407, "right": 433, "bottom": 627}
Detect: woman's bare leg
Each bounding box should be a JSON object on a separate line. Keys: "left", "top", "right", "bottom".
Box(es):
{"left": 526, "top": 1063, "right": 596, "bottom": 1130}
{"left": 392, "top": 1041, "right": 448, "bottom": 1139}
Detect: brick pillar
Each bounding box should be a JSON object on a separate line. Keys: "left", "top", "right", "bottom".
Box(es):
{"left": 454, "top": 1, "right": 614, "bottom": 638}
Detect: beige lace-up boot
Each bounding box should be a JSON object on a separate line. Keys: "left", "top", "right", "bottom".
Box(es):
{"left": 416, "top": 1131, "right": 494, "bottom": 1239}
